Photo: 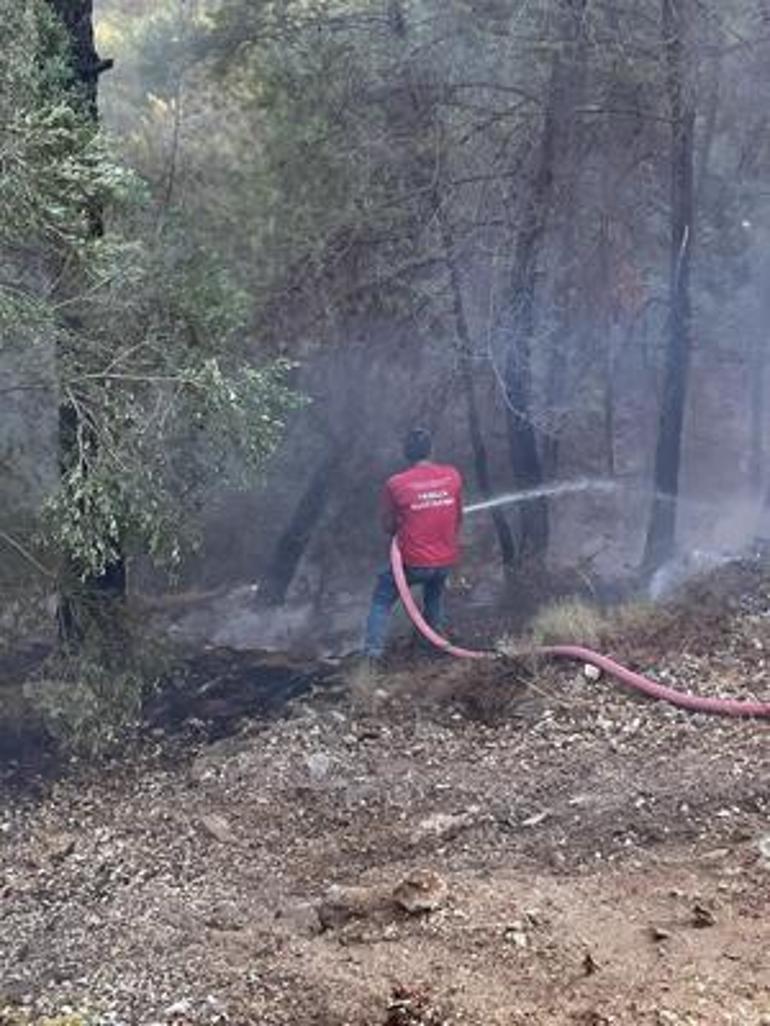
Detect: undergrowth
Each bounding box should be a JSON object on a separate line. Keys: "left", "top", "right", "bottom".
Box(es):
{"left": 502, "top": 596, "right": 658, "bottom": 650}
{"left": 1, "top": 579, "right": 177, "bottom": 757}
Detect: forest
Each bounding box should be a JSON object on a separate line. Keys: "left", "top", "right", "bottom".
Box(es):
{"left": 4, "top": 1, "right": 770, "bottom": 641}
{"left": 1, "top": 3, "right": 769, "bottom": 1024}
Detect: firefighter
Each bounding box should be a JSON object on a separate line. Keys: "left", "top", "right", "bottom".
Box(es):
{"left": 363, "top": 428, "right": 463, "bottom": 660}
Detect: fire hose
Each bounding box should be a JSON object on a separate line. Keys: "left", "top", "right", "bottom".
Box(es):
{"left": 390, "top": 538, "right": 770, "bottom": 719}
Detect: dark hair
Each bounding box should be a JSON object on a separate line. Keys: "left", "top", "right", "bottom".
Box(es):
{"left": 404, "top": 427, "right": 432, "bottom": 463}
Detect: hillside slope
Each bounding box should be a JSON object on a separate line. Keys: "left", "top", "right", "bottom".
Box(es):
{"left": 1, "top": 563, "right": 769, "bottom": 1025}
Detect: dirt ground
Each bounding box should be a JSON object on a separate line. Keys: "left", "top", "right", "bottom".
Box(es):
{"left": 1, "top": 563, "right": 769, "bottom": 1026}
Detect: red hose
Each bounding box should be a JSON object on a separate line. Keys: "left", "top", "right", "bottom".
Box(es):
{"left": 390, "top": 538, "right": 770, "bottom": 719}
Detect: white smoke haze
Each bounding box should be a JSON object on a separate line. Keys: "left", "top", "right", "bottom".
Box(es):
{"left": 3, "top": 1, "right": 770, "bottom": 659}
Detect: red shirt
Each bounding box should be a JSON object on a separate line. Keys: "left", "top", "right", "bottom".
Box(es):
{"left": 382, "top": 461, "right": 463, "bottom": 567}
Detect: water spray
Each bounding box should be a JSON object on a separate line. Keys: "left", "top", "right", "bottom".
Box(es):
{"left": 463, "top": 477, "right": 618, "bottom": 515}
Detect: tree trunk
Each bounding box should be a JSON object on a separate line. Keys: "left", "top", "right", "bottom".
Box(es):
{"left": 502, "top": 101, "right": 554, "bottom": 558}
{"left": 542, "top": 1, "right": 590, "bottom": 484}
{"left": 749, "top": 332, "right": 766, "bottom": 497}
{"left": 749, "top": 264, "right": 770, "bottom": 498}
{"left": 602, "top": 332, "right": 618, "bottom": 477}
{"left": 44, "top": 0, "right": 121, "bottom": 642}
{"left": 434, "top": 196, "right": 516, "bottom": 570}
{"left": 502, "top": 0, "right": 588, "bottom": 559}
{"left": 598, "top": 215, "right": 617, "bottom": 477}
{"left": 262, "top": 449, "right": 342, "bottom": 606}
{"left": 45, "top": 0, "right": 111, "bottom": 116}
{"left": 642, "top": 0, "right": 696, "bottom": 572}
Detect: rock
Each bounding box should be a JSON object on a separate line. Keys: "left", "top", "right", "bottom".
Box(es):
{"left": 204, "top": 903, "right": 247, "bottom": 931}
{"left": 655, "top": 1012, "right": 682, "bottom": 1026}
{"left": 757, "top": 834, "right": 770, "bottom": 863}
{"left": 392, "top": 869, "right": 448, "bottom": 914}
{"left": 198, "top": 813, "right": 238, "bottom": 845}
{"left": 317, "top": 870, "right": 447, "bottom": 929}
{"left": 411, "top": 807, "right": 480, "bottom": 844}
{"left": 583, "top": 664, "right": 602, "bottom": 682}
{"left": 503, "top": 922, "right": 528, "bottom": 948}
{"left": 649, "top": 925, "right": 671, "bottom": 942}
{"left": 691, "top": 904, "right": 716, "bottom": 928}
{"left": 189, "top": 756, "right": 217, "bottom": 783}
{"left": 522, "top": 809, "right": 551, "bottom": 828}
{"left": 274, "top": 901, "right": 322, "bottom": 936}
{"left": 305, "top": 752, "right": 332, "bottom": 782}
{"left": 317, "top": 883, "right": 390, "bottom": 930}
{"left": 47, "top": 832, "right": 77, "bottom": 862}
{"left": 582, "top": 952, "right": 599, "bottom": 976}
{"left": 164, "top": 999, "right": 193, "bottom": 1018}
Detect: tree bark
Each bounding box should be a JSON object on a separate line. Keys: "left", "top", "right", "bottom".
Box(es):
{"left": 749, "top": 332, "right": 766, "bottom": 496}
{"left": 44, "top": 0, "right": 121, "bottom": 642}
{"left": 435, "top": 196, "right": 516, "bottom": 570}
{"left": 642, "top": 0, "right": 696, "bottom": 572}
{"left": 45, "top": 0, "right": 112, "bottom": 116}
{"left": 749, "top": 266, "right": 770, "bottom": 497}
{"left": 502, "top": 0, "right": 590, "bottom": 558}
{"left": 502, "top": 105, "right": 554, "bottom": 558}
{"left": 262, "top": 448, "right": 342, "bottom": 606}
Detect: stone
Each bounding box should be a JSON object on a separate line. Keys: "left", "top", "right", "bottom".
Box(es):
{"left": 411, "top": 807, "right": 480, "bottom": 844}
{"left": 198, "top": 813, "right": 238, "bottom": 845}
{"left": 305, "top": 752, "right": 332, "bottom": 782}
{"left": 318, "top": 884, "right": 390, "bottom": 930}
{"left": 504, "top": 923, "right": 529, "bottom": 948}
{"left": 392, "top": 869, "right": 448, "bottom": 914}
{"left": 691, "top": 904, "right": 715, "bottom": 928}
{"left": 522, "top": 809, "right": 551, "bottom": 828}
{"left": 274, "top": 902, "right": 322, "bottom": 936}
{"left": 164, "top": 999, "right": 193, "bottom": 1018}
{"left": 47, "top": 832, "right": 77, "bottom": 862}
{"left": 204, "top": 903, "right": 247, "bottom": 931}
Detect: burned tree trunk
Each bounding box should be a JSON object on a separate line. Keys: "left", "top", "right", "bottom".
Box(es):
{"left": 435, "top": 197, "right": 516, "bottom": 571}
{"left": 749, "top": 264, "right": 770, "bottom": 499}
{"left": 502, "top": 0, "right": 588, "bottom": 559}
{"left": 749, "top": 332, "right": 766, "bottom": 497}
{"left": 642, "top": 0, "right": 696, "bottom": 572}
{"left": 262, "top": 448, "right": 342, "bottom": 606}
{"left": 502, "top": 100, "right": 555, "bottom": 560}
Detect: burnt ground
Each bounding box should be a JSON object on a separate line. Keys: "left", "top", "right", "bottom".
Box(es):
{"left": 1, "top": 563, "right": 769, "bottom": 1025}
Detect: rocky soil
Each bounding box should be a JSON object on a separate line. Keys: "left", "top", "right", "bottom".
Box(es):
{"left": 1, "top": 562, "right": 769, "bottom": 1025}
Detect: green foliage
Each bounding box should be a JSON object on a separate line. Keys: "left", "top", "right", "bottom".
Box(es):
{"left": 25, "top": 662, "right": 144, "bottom": 756}
{"left": 1, "top": 0, "right": 301, "bottom": 581}
{"left": 24, "top": 596, "right": 176, "bottom": 755}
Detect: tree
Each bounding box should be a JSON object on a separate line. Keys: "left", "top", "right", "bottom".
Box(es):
{"left": 0, "top": 0, "right": 298, "bottom": 634}
{"left": 642, "top": 0, "right": 696, "bottom": 571}
{"left": 87, "top": 0, "right": 770, "bottom": 605}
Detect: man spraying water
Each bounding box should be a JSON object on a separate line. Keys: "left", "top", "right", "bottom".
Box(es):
{"left": 363, "top": 428, "right": 463, "bottom": 660}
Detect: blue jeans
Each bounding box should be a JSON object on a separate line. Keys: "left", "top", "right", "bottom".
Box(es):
{"left": 364, "top": 565, "right": 450, "bottom": 658}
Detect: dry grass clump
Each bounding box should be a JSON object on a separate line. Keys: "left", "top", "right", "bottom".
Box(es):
{"left": 501, "top": 597, "right": 660, "bottom": 651}
{"left": 527, "top": 597, "right": 608, "bottom": 647}
{"left": 610, "top": 599, "right": 658, "bottom": 636}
